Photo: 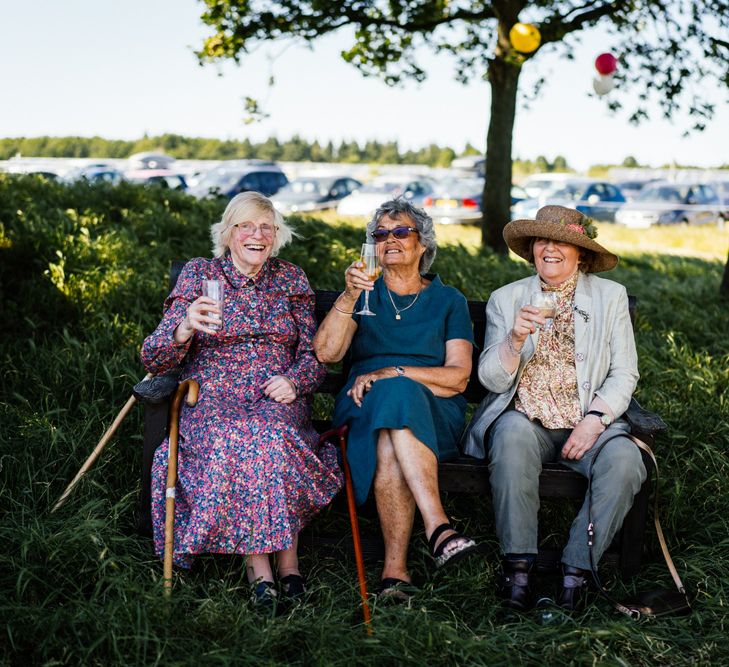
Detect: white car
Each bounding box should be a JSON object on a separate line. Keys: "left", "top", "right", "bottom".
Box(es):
{"left": 520, "top": 173, "right": 573, "bottom": 199}
{"left": 336, "top": 175, "right": 435, "bottom": 217}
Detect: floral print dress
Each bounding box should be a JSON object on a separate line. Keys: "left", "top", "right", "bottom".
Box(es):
{"left": 141, "top": 254, "right": 342, "bottom": 567}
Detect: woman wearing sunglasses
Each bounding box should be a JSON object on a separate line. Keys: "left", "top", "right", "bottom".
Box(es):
{"left": 313, "top": 198, "right": 479, "bottom": 599}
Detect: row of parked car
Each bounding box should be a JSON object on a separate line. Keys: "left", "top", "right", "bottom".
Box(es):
{"left": 513, "top": 173, "right": 728, "bottom": 228}
{"left": 15, "top": 157, "right": 728, "bottom": 228}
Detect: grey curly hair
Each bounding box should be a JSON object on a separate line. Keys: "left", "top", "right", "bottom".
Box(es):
{"left": 367, "top": 198, "right": 437, "bottom": 273}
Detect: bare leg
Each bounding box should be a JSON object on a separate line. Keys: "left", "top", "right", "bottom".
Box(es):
{"left": 246, "top": 554, "right": 274, "bottom": 584}
{"left": 374, "top": 430, "right": 415, "bottom": 582}
{"left": 276, "top": 534, "right": 301, "bottom": 579}
{"left": 387, "top": 428, "right": 470, "bottom": 557}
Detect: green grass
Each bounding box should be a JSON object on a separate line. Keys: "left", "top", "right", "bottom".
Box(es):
{"left": 1, "top": 175, "right": 728, "bottom": 665}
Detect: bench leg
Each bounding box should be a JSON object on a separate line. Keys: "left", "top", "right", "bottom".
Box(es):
{"left": 619, "top": 448, "right": 653, "bottom": 580}
{"left": 138, "top": 401, "right": 170, "bottom": 536}
{"left": 320, "top": 426, "right": 372, "bottom": 633}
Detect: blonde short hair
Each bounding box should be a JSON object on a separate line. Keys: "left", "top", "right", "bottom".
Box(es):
{"left": 210, "top": 191, "right": 294, "bottom": 258}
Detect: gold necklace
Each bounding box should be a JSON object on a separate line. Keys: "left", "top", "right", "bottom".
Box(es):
{"left": 385, "top": 282, "right": 422, "bottom": 320}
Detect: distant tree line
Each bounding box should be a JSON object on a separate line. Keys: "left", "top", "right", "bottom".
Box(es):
{"left": 0, "top": 134, "right": 457, "bottom": 166}
{"left": 0, "top": 134, "right": 574, "bottom": 174}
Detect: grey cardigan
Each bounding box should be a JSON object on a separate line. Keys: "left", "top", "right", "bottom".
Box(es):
{"left": 460, "top": 272, "right": 639, "bottom": 459}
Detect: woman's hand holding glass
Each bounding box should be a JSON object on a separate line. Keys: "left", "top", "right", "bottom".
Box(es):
{"left": 341, "top": 252, "right": 378, "bottom": 306}
{"left": 175, "top": 296, "right": 223, "bottom": 343}
{"left": 355, "top": 243, "right": 380, "bottom": 316}
{"left": 510, "top": 305, "right": 547, "bottom": 348}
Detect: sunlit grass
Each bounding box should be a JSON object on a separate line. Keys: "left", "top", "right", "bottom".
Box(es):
{"left": 1, "top": 177, "right": 728, "bottom": 665}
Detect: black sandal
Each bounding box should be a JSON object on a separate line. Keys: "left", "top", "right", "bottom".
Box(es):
{"left": 428, "top": 523, "right": 479, "bottom": 569}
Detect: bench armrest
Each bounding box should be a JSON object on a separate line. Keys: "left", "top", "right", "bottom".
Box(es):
{"left": 133, "top": 368, "right": 182, "bottom": 403}
{"left": 623, "top": 397, "right": 668, "bottom": 438}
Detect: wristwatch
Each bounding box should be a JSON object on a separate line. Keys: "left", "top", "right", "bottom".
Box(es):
{"left": 394, "top": 366, "right": 405, "bottom": 377}
{"left": 586, "top": 410, "right": 611, "bottom": 427}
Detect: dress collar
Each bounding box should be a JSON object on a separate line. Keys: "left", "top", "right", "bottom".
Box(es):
{"left": 221, "top": 252, "right": 271, "bottom": 290}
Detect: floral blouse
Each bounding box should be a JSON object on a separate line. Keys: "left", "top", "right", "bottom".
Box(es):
{"left": 515, "top": 272, "right": 582, "bottom": 429}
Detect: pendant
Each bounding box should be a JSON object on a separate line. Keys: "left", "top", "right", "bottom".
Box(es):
{"left": 395, "top": 313, "right": 401, "bottom": 320}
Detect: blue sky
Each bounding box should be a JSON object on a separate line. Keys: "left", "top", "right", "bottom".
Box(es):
{"left": 1, "top": 1, "right": 727, "bottom": 171}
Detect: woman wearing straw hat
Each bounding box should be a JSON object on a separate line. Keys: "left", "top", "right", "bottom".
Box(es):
{"left": 461, "top": 205, "right": 646, "bottom": 613}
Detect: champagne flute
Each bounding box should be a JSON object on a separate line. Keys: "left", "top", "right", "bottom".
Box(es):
{"left": 355, "top": 243, "right": 380, "bottom": 316}
{"left": 530, "top": 291, "right": 558, "bottom": 330}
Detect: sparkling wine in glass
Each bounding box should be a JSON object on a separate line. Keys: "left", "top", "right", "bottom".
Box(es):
{"left": 530, "top": 291, "right": 558, "bottom": 330}
{"left": 356, "top": 243, "right": 379, "bottom": 316}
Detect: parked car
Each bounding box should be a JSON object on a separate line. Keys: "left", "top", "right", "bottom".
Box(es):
{"left": 65, "top": 164, "right": 124, "bottom": 185}
{"left": 423, "top": 178, "right": 528, "bottom": 224}
{"left": 615, "top": 181, "right": 722, "bottom": 227}
{"left": 710, "top": 180, "right": 729, "bottom": 220}
{"left": 615, "top": 179, "right": 658, "bottom": 202}
{"left": 336, "top": 175, "right": 435, "bottom": 216}
{"left": 450, "top": 155, "right": 485, "bottom": 176}
{"left": 188, "top": 161, "right": 288, "bottom": 199}
{"left": 272, "top": 176, "right": 362, "bottom": 214}
{"left": 127, "top": 152, "right": 176, "bottom": 170}
{"left": 124, "top": 169, "right": 188, "bottom": 190}
{"left": 519, "top": 173, "right": 573, "bottom": 199}
{"left": 512, "top": 178, "right": 626, "bottom": 222}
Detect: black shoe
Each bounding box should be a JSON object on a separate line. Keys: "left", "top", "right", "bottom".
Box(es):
{"left": 251, "top": 580, "right": 281, "bottom": 615}
{"left": 498, "top": 558, "right": 535, "bottom": 612}
{"left": 556, "top": 565, "right": 589, "bottom": 612}
{"left": 279, "top": 574, "right": 307, "bottom": 601}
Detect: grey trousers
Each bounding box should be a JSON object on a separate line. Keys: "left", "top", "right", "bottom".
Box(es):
{"left": 487, "top": 410, "right": 647, "bottom": 570}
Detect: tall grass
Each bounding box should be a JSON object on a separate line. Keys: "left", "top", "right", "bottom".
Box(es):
{"left": 1, "top": 175, "right": 728, "bottom": 665}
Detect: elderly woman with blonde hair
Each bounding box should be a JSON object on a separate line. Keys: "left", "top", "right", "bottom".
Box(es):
{"left": 141, "top": 191, "right": 342, "bottom": 611}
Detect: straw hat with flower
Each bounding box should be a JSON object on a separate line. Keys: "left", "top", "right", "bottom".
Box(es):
{"left": 503, "top": 205, "right": 618, "bottom": 273}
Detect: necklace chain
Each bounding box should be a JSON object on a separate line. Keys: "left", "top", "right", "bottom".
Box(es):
{"left": 386, "top": 282, "right": 422, "bottom": 320}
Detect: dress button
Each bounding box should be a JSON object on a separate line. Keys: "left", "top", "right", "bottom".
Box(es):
{"left": 582, "top": 381, "right": 591, "bottom": 390}
{"left": 576, "top": 352, "right": 585, "bottom": 362}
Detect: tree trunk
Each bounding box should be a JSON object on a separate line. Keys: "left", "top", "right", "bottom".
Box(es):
{"left": 721, "top": 250, "right": 729, "bottom": 299}
{"left": 482, "top": 55, "right": 521, "bottom": 254}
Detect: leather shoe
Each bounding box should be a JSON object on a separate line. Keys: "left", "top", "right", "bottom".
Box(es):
{"left": 556, "top": 565, "right": 589, "bottom": 612}
{"left": 497, "top": 558, "right": 535, "bottom": 612}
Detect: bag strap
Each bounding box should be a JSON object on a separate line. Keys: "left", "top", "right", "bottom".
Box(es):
{"left": 586, "top": 432, "right": 686, "bottom": 619}
{"left": 628, "top": 435, "right": 686, "bottom": 595}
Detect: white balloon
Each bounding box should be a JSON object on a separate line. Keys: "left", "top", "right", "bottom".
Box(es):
{"left": 592, "top": 74, "right": 615, "bottom": 96}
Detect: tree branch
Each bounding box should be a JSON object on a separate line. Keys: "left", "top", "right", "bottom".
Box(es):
{"left": 539, "top": 0, "right": 625, "bottom": 43}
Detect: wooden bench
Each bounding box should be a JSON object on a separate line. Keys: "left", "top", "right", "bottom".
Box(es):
{"left": 137, "top": 262, "right": 667, "bottom": 579}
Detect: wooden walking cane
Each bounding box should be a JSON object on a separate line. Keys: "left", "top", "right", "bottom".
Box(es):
{"left": 52, "top": 372, "right": 154, "bottom": 512}
{"left": 164, "top": 379, "right": 199, "bottom": 597}
{"left": 319, "top": 425, "right": 372, "bottom": 633}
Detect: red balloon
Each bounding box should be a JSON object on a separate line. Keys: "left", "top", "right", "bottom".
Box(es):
{"left": 595, "top": 52, "right": 618, "bottom": 75}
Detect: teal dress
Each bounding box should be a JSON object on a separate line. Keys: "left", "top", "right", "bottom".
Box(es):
{"left": 333, "top": 275, "right": 474, "bottom": 505}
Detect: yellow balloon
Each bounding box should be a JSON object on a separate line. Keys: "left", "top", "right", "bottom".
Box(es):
{"left": 509, "top": 22, "right": 541, "bottom": 54}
